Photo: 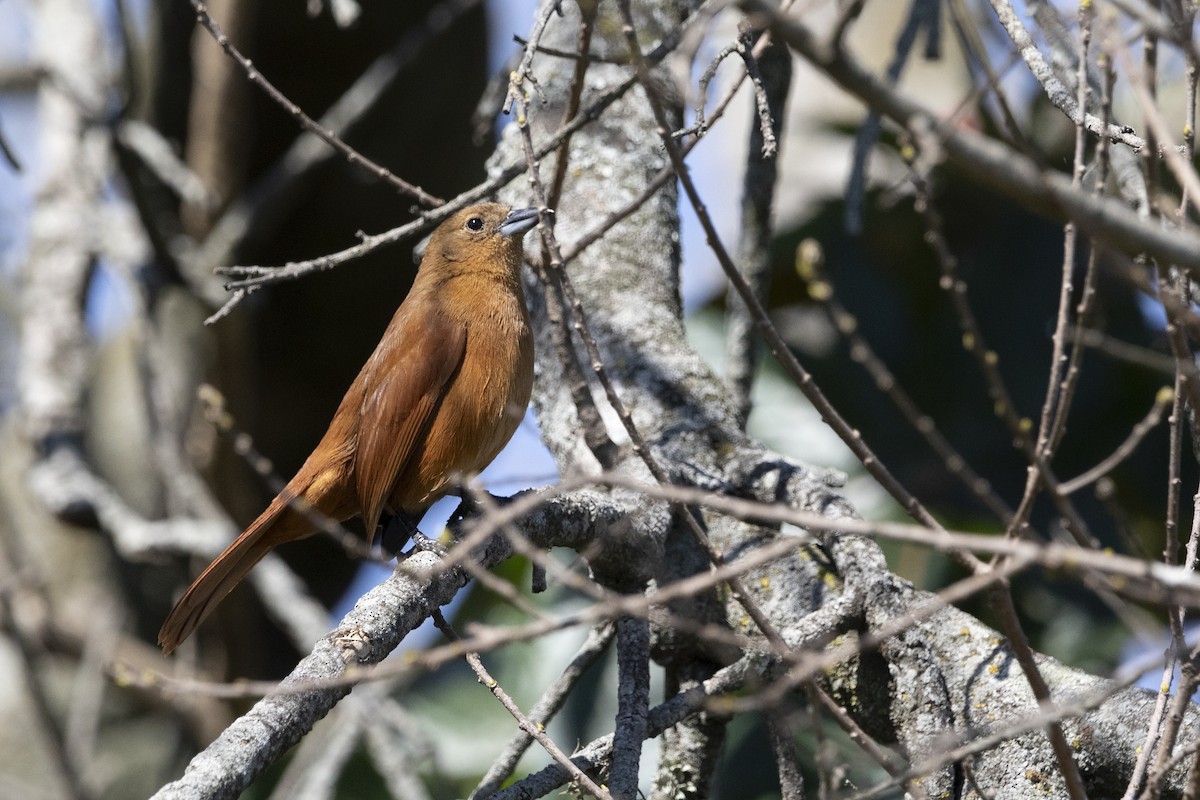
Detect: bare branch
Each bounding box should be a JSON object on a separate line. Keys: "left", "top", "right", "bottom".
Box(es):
{"left": 187, "top": 0, "right": 443, "bottom": 207}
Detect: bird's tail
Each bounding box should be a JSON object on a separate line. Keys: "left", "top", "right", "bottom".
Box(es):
{"left": 158, "top": 493, "right": 305, "bottom": 655}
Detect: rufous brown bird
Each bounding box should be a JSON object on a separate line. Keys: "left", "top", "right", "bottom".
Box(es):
{"left": 159, "top": 203, "right": 542, "bottom": 654}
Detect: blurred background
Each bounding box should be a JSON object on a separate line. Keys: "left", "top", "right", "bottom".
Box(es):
{"left": 0, "top": 0, "right": 1188, "bottom": 797}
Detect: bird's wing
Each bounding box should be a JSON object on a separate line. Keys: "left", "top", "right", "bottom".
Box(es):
{"left": 354, "top": 312, "right": 467, "bottom": 542}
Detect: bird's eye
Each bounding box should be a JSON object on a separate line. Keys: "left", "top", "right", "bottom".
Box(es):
{"left": 465, "top": 217, "right": 485, "bottom": 232}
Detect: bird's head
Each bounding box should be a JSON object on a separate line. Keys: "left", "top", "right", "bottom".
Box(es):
{"left": 423, "top": 203, "right": 547, "bottom": 277}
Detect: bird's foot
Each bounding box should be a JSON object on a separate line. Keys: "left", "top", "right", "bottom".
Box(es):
{"left": 449, "top": 491, "right": 517, "bottom": 525}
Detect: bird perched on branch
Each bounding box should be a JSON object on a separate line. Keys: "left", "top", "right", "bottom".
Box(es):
{"left": 159, "top": 203, "right": 542, "bottom": 654}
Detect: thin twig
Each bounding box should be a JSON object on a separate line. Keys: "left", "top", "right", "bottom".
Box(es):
{"left": 725, "top": 27, "right": 790, "bottom": 421}
{"left": 502, "top": 0, "right": 560, "bottom": 116}
{"left": 188, "top": 0, "right": 443, "bottom": 207}
{"left": 1045, "top": 2, "right": 1101, "bottom": 458}
{"left": 214, "top": 68, "right": 647, "bottom": 292}
{"left": 511, "top": 33, "right": 622, "bottom": 65}
{"left": 431, "top": 610, "right": 614, "bottom": 800}
{"left": 809, "top": 685, "right": 924, "bottom": 799}
{"left": 797, "top": 239, "right": 1014, "bottom": 523}
{"left": 0, "top": 119, "right": 21, "bottom": 171}
{"left": 490, "top": 657, "right": 753, "bottom": 800}
{"left": 472, "top": 622, "right": 616, "bottom": 799}
{"left": 1059, "top": 388, "right": 1173, "bottom": 495}
{"left": 907, "top": 160, "right": 1097, "bottom": 549}
{"left": 909, "top": 168, "right": 1030, "bottom": 451}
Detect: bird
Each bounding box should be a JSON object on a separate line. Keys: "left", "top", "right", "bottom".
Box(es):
{"left": 158, "top": 203, "right": 542, "bottom": 654}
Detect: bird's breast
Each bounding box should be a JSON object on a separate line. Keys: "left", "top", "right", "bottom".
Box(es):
{"left": 391, "top": 288, "right": 534, "bottom": 510}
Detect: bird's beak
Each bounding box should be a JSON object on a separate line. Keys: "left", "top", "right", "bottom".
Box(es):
{"left": 498, "top": 207, "right": 547, "bottom": 237}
